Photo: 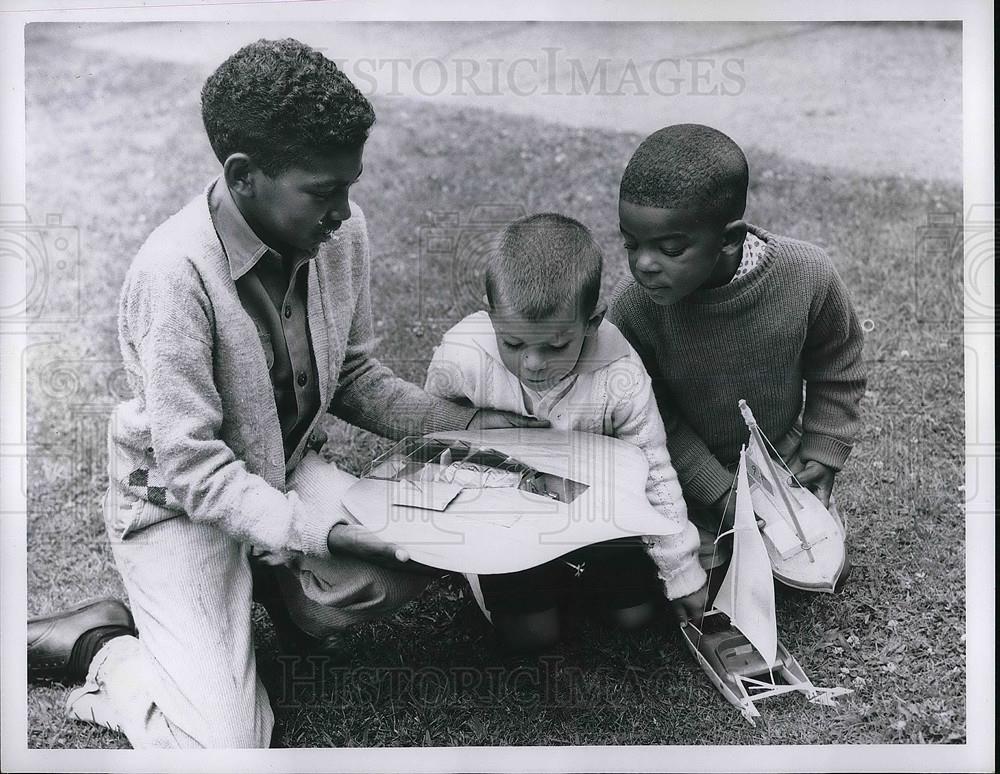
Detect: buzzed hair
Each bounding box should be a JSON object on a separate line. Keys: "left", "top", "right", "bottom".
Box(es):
{"left": 485, "top": 213, "right": 603, "bottom": 320}
{"left": 619, "top": 124, "right": 749, "bottom": 223}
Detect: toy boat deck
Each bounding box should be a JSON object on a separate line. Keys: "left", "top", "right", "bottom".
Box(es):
{"left": 754, "top": 487, "right": 848, "bottom": 593}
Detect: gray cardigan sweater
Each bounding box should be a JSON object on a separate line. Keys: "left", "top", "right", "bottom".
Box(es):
{"left": 107, "top": 180, "right": 476, "bottom": 557}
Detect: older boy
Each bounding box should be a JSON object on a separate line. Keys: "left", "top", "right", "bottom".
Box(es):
{"left": 425, "top": 213, "right": 708, "bottom": 651}
{"left": 609, "top": 124, "right": 866, "bottom": 569}
{"left": 26, "top": 38, "right": 542, "bottom": 748}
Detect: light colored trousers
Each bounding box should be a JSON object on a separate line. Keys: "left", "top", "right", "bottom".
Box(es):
{"left": 66, "top": 452, "right": 431, "bottom": 748}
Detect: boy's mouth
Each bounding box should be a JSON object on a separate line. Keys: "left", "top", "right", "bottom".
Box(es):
{"left": 640, "top": 281, "right": 671, "bottom": 291}
{"left": 314, "top": 222, "right": 341, "bottom": 242}
{"left": 640, "top": 284, "right": 682, "bottom": 307}
{"left": 641, "top": 282, "right": 676, "bottom": 300}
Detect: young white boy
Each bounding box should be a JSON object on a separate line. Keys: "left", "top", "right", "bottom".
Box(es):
{"left": 609, "top": 124, "right": 866, "bottom": 574}
{"left": 425, "top": 213, "right": 708, "bottom": 651}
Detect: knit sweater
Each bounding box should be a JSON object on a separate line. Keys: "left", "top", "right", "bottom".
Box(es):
{"left": 107, "top": 180, "right": 477, "bottom": 558}
{"left": 425, "top": 311, "right": 706, "bottom": 599}
{"left": 608, "top": 225, "right": 866, "bottom": 506}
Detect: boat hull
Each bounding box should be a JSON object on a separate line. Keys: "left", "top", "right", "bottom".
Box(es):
{"left": 752, "top": 481, "right": 847, "bottom": 594}
{"left": 679, "top": 613, "right": 815, "bottom": 725}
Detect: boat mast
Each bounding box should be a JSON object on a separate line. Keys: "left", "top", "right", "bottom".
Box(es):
{"left": 738, "top": 400, "right": 815, "bottom": 563}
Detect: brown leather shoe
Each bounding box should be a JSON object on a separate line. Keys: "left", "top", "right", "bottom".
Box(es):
{"left": 28, "top": 598, "right": 135, "bottom": 683}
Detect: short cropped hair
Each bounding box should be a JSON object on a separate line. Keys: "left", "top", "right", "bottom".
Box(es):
{"left": 485, "top": 213, "right": 603, "bottom": 320}
{"left": 620, "top": 124, "right": 749, "bottom": 223}
{"left": 201, "top": 38, "right": 375, "bottom": 175}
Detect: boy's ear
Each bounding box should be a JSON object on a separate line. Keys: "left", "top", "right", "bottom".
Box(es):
{"left": 223, "top": 153, "right": 257, "bottom": 198}
{"left": 720, "top": 219, "right": 749, "bottom": 258}
{"left": 587, "top": 300, "right": 607, "bottom": 331}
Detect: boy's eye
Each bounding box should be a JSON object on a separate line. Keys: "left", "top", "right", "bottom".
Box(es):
{"left": 309, "top": 184, "right": 352, "bottom": 200}
{"left": 659, "top": 247, "right": 685, "bottom": 258}
{"left": 502, "top": 341, "right": 522, "bottom": 350}
{"left": 549, "top": 342, "right": 570, "bottom": 351}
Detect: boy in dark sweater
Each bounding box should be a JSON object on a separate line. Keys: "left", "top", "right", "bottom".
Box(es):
{"left": 608, "top": 124, "right": 866, "bottom": 572}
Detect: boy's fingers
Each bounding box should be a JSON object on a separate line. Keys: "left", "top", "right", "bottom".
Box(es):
{"left": 470, "top": 409, "right": 551, "bottom": 429}
{"left": 785, "top": 455, "right": 807, "bottom": 477}
{"left": 789, "top": 461, "right": 824, "bottom": 486}
{"left": 503, "top": 411, "right": 550, "bottom": 428}
{"left": 328, "top": 523, "right": 407, "bottom": 565}
{"left": 788, "top": 463, "right": 835, "bottom": 508}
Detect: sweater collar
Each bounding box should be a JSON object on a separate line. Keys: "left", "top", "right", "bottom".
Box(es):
{"left": 208, "top": 176, "right": 279, "bottom": 281}
{"left": 681, "top": 224, "right": 776, "bottom": 306}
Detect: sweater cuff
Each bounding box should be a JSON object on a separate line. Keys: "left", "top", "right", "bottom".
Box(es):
{"left": 301, "top": 512, "right": 346, "bottom": 558}
{"left": 663, "top": 560, "right": 708, "bottom": 601}
{"left": 682, "top": 457, "right": 736, "bottom": 505}
{"left": 424, "top": 399, "right": 479, "bottom": 434}
{"left": 287, "top": 490, "right": 350, "bottom": 558}
{"left": 799, "top": 432, "right": 853, "bottom": 471}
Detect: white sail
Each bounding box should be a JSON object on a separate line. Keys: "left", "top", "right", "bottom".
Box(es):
{"left": 745, "top": 433, "right": 777, "bottom": 497}
{"left": 713, "top": 448, "right": 778, "bottom": 665}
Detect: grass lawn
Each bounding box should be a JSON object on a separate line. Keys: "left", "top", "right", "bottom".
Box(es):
{"left": 24, "top": 28, "right": 966, "bottom": 748}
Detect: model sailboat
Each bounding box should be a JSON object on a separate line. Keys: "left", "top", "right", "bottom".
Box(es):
{"left": 739, "top": 401, "right": 848, "bottom": 593}
{"left": 679, "top": 426, "right": 851, "bottom": 724}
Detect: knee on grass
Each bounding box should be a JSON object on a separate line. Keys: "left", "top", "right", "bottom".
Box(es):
{"left": 602, "top": 601, "right": 656, "bottom": 631}
{"left": 493, "top": 608, "right": 560, "bottom": 653}
{"left": 284, "top": 562, "right": 433, "bottom": 637}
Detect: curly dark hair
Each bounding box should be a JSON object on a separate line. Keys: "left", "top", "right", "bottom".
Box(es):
{"left": 201, "top": 38, "right": 375, "bottom": 175}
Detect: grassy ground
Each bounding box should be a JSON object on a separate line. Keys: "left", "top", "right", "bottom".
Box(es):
{"left": 25, "top": 28, "right": 965, "bottom": 748}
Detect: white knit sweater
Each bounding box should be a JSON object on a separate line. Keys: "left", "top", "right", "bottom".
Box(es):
{"left": 425, "top": 311, "right": 706, "bottom": 599}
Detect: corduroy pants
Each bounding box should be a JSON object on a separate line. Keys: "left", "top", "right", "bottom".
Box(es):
{"left": 65, "top": 452, "right": 431, "bottom": 748}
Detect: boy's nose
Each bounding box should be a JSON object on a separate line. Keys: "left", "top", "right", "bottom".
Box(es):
{"left": 522, "top": 350, "right": 546, "bottom": 372}
{"left": 634, "top": 250, "right": 661, "bottom": 276}
{"left": 328, "top": 196, "right": 351, "bottom": 222}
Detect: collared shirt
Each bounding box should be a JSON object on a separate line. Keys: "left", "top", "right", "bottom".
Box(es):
{"left": 208, "top": 179, "right": 320, "bottom": 461}
{"left": 732, "top": 231, "right": 767, "bottom": 281}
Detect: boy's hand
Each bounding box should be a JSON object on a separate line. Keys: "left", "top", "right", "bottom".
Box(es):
{"left": 790, "top": 460, "right": 836, "bottom": 508}
{"left": 671, "top": 582, "right": 710, "bottom": 626}
{"left": 467, "top": 409, "right": 551, "bottom": 430}
{"left": 327, "top": 522, "right": 412, "bottom": 569}
{"left": 327, "top": 524, "right": 447, "bottom": 577}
